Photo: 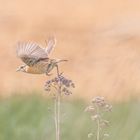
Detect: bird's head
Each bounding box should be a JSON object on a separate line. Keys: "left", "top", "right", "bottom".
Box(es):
{"left": 16, "top": 65, "right": 27, "bottom": 72}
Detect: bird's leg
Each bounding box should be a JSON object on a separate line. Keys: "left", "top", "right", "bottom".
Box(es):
{"left": 56, "top": 65, "right": 60, "bottom": 76}
{"left": 56, "top": 65, "right": 64, "bottom": 77}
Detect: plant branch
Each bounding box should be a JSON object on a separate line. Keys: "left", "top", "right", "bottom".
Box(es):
{"left": 54, "top": 98, "right": 58, "bottom": 140}
{"left": 56, "top": 65, "right": 61, "bottom": 140}
{"left": 45, "top": 63, "right": 74, "bottom": 140}
{"left": 97, "top": 118, "right": 100, "bottom": 140}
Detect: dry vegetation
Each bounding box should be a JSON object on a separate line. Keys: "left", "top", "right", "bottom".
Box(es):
{"left": 1, "top": 0, "right": 140, "bottom": 100}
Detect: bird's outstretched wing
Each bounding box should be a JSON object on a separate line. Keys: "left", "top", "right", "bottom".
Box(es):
{"left": 16, "top": 42, "right": 48, "bottom": 66}
{"left": 45, "top": 37, "right": 56, "bottom": 56}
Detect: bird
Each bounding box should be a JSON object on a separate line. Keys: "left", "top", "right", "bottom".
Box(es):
{"left": 16, "top": 37, "right": 67, "bottom": 75}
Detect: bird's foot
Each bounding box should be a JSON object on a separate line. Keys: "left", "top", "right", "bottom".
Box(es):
{"left": 46, "top": 72, "right": 52, "bottom": 76}
{"left": 59, "top": 72, "right": 63, "bottom": 76}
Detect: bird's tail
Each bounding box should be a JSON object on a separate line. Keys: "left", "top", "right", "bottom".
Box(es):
{"left": 56, "top": 59, "right": 68, "bottom": 64}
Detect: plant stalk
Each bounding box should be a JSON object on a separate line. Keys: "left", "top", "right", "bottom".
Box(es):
{"left": 57, "top": 92, "right": 61, "bottom": 140}
{"left": 97, "top": 119, "right": 100, "bottom": 140}
{"left": 54, "top": 97, "right": 58, "bottom": 140}
{"left": 54, "top": 65, "right": 61, "bottom": 140}
{"left": 95, "top": 104, "right": 100, "bottom": 140}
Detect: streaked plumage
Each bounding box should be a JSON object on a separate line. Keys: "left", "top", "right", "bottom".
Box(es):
{"left": 16, "top": 37, "right": 67, "bottom": 74}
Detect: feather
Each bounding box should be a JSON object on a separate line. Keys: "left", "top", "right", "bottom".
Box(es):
{"left": 45, "top": 37, "right": 56, "bottom": 56}
{"left": 16, "top": 42, "right": 48, "bottom": 66}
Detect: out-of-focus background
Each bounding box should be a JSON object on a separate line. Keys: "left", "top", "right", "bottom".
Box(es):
{"left": 1, "top": 0, "right": 140, "bottom": 100}
{"left": 0, "top": 0, "right": 140, "bottom": 140}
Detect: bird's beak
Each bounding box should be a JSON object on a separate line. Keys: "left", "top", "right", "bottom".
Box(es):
{"left": 16, "top": 67, "right": 20, "bottom": 72}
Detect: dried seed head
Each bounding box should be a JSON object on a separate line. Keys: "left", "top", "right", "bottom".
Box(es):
{"left": 88, "top": 133, "right": 93, "bottom": 138}
{"left": 100, "top": 120, "right": 110, "bottom": 128}
{"left": 104, "top": 133, "right": 109, "bottom": 137}
{"left": 85, "top": 96, "right": 112, "bottom": 140}
{"left": 91, "top": 114, "right": 100, "bottom": 121}
{"left": 92, "top": 96, "right": 104, "bottom": 103}
{"left": 62, "top": 87, "right": 72, "bottom": 95}
{"left": 103, "top": 120, "right": 109, "bottom": 125}
{"left": 105, "top": 104, "right": 112, "bottom": 112}
{"left": 45, "top": 74, "right": 75, "bottom": 96}
{"left": 85, "top": 106, "right": 95, "bottom": 113}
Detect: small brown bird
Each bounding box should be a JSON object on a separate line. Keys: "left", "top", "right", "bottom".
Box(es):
{"left": 16, "top": 37, "right": 67, "bottom": 75}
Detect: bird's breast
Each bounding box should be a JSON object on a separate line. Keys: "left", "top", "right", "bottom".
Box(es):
{"left": 25, "top": 60, "right": 55, "bottom": 74}
{"left": 26, "top": 66, "right": 45, "bottom": 74}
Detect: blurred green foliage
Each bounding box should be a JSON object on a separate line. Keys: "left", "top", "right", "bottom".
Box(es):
{"left": 0, "top": 94, "right": 139, "bottom": 140}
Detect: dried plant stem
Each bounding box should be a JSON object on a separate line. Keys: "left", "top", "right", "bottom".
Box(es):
{"left": 45, "top": 64, "right": 74, "bottom": 140}
{"left": 57, "top": 93, "right": 61, "bottom": 140}
{"left": 54, "top": 97, "right": 58, "bottom": 140}
{"left": 96, "top": 105, "right": 100, "bottom": 140}
{"left": 54, "top": 65, "right": 61, "bottom": 140}
{"left": 85, "top": 97, "right": 112, "bottom": 140}
{"left": 54, "top": 94, "right": 61, "bottom": 140}
{"left": 97, "top": 119, "right": 100, "bottom": 140}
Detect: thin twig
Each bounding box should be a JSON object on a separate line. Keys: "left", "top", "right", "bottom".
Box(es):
{"left": 57, "top": 92, "right": 61, "bottom": 140}
{"left": 56, "top": 65, "right": 61, "bottom": 140}
{"left": 54, "top": 98, "right": 58, "bottom": 140}
{"left": 95, "top": 104, "right": 100, "bottom": 140}
{"left": 97, "top": 119, "right": 100, "bottom": 140}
